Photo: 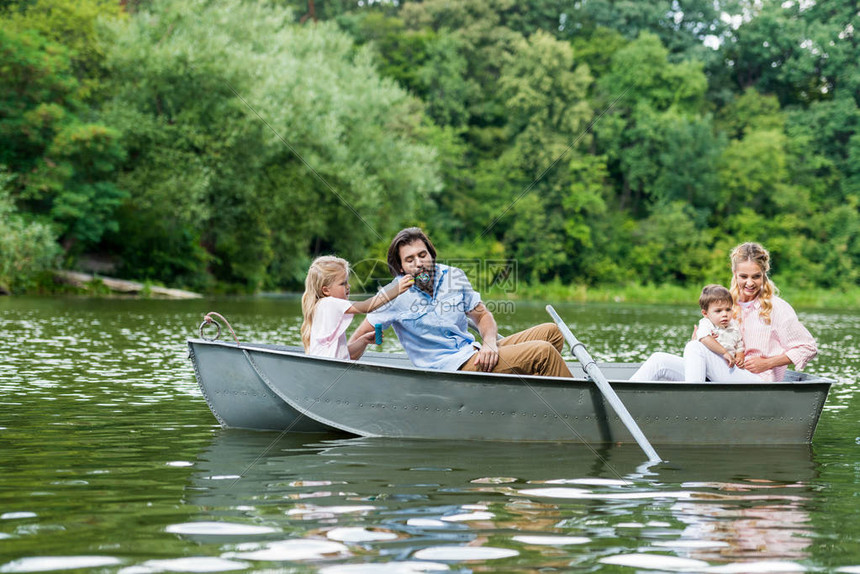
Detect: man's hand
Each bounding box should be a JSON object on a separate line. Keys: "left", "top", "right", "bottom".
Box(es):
{"left": 347, "top": 323, "right": 379, "bottom": 360}
{"left": 357, "top": 331, "right": 376, "bottom": 345}
{"left": 465, "top": 302, "right": 499, "bottom": 372}
{"left": 473, "top": 342, "right": 499, "bottom": 372}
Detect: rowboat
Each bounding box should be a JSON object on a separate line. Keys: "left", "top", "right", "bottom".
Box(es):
{"left": 187, "top": 337, "right": 832, "bottom": 445}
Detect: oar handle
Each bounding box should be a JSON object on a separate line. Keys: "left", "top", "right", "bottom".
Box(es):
{"left": 547, "top": 305, "right": 662, "bottom": 463}
{"left": 546, "top": 306, "right": 592, "bottom": 373}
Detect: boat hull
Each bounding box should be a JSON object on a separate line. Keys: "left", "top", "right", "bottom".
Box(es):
{"left": 187, "top": 339, "right": 831, "bottom": 445}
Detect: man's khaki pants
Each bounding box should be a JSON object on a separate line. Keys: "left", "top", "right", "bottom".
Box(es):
{"left": 458, "top": 322, "right": 572, "bottom": 378}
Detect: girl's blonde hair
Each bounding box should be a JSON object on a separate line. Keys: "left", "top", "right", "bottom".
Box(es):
{"left": 301, "top": 256, "right": 350, "bottom": 351}
{"left": 730, "top": 242, "right": 778, "bottom": 325}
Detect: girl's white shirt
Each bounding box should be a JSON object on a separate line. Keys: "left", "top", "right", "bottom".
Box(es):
{"left": 307, "top": 297, "right": 354, "bottom": 360}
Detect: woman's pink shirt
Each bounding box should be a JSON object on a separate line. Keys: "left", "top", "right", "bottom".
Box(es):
{"left": 738, "top": 296, "right": 817, "bottom": 382}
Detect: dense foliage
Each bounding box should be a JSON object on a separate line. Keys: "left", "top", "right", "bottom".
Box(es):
{"left": 0, "top": 0, "right": 857, "bottom": 293}
{"left": 0, "top": 169, "right": 60, "bottom": 293}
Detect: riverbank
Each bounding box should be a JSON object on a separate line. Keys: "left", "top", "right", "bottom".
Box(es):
{"left": 52, "top": 271, "right": 202, "bottom": 299}
{"left": 9, "top": 272, "right": 855, "bottom": 310}
{"left": 484, "top": 281, "right": 860, "bottom": 309}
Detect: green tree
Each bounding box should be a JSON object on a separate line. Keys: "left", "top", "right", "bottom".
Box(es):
{"left": 2, "top": 0, "right": 126, "bottom": 100}
{"left": 101, "top": 0, "right": 441, "bottom": 290}
{"left": 0, "top": 24, "right": 126, "bottom": 253}
{"left": 400, "top": 0, "right": 523, "bottom": 137}
{"left": 786, "top": 95, "right": 860, "bottom": 205}
{"left": 595, "top": 32, "right": 712, "bottom": 215}
{"left": 718, "top": 128, "right": 792, "bottom": 217}
{"left": 489, "top": 30, "right": 593, "bottom": 279}
{"left": 561, "top": 153, "right": 634, "bottom": 285}
{"left": 0, "top": 169, "right": 60, "bottom": 293}
{"left": 630, "top": 202, "right": 713, "bottom": 284}
{"left": 716, "top": 88, "right": 785, "bottom": 139}
{"left": 723, "top": 0, "right": 858, "bottom": 106}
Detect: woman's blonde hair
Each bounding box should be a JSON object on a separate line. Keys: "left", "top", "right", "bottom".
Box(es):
{"left": 730, "top": 242, "right": 778, "bottom": 325}
{"left": 301, "top": 256, "right": 350, "bottom": 351}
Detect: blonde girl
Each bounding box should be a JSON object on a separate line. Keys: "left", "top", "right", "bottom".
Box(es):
{"left": 301, "top": 256, "right": 413, "bottom": 360}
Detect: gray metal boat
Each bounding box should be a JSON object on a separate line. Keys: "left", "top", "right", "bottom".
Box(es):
{"left": 187, "top": 338, "right": 832, "bottom": 445}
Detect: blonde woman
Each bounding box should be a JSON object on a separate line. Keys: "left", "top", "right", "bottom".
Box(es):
{"left": 301, "top": 256, "right": 413, "bottom": 360}
{"left": 630, "top": 242, "right": 817, "bottom": 382}
{"left": 720, "top": 242, "right": 817, "bottom": 381}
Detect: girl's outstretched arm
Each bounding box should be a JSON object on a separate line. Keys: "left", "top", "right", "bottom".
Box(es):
{"left": 347, "top": 275, "right": 413, "bottom": 315}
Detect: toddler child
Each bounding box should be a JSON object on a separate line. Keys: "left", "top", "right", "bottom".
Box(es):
{"left": 696, "top": 284, "right": 744, "bottom": 367}
{"left": 301, "top": 256, "right": 412, "bottom": 360}
{"left": 683, "top": 284, "right": 762, "bottom": 382}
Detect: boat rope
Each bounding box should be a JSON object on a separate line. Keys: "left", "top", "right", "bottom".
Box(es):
{"left": 199, "top": 312, "right": 240, "bottom": 345}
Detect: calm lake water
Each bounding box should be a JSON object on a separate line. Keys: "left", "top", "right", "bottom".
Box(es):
{"left": 1, "top": 296, "right": 859, "bottom": 573}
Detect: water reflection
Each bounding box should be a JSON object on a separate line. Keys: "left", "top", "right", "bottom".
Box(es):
{"left": 671, "top": 498, "right": 812, "bottom": 561}
{"left": 178, "top": 431, "right": 821, "bottom": 570}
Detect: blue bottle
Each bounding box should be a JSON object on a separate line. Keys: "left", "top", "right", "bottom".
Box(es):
{"left": 374, "top": 323, "right": 383, "bottom": 345}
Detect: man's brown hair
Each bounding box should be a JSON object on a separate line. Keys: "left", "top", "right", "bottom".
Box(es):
{"left": 386, "top": 227, "right": 437, "bottom": 276}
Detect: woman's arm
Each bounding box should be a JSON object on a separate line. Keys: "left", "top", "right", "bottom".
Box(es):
{"left": 770, "top": 298, "right": 818, "bottom": 370}
{"left": 744, "top": 297, "right": 817, "bottom": 374}
{"left": 743, "top": 353, "right": 791, "bottom": 374}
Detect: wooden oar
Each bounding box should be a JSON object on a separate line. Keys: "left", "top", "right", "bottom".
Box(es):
{"left": 547, "top": 305, "right": 662, "bottom": 463}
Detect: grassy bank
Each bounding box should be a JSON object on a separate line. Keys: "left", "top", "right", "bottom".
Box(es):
{"left": 486, "top": 280, "right": 860, "bottom": 310}
{"left": 13, "top": 271, "right": 857, "bottom": 310}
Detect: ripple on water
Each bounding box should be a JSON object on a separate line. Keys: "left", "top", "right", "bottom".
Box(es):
{"left": 118, "top": 557, "right": 249, "bottom": 573}
{"left": 470, "top": 477, "right": 517, "bottom": 484}
{"left": 706, "top": 562, "right": 806, "bottom": 573}
{"left": 1, "top": 513, "right": 37, "bottom": 520}
{"left": 517, "top": 487, "right": 694, "bottom": 500}
{"left": 0, "top": 556, "right": 122, "bottom": 572}
{"left": 511, "top": 535, "right": 591, "bottom": 545}
{"left": 440, "top": 511, "right": 494, "bottom": 522}
{"left": 165, "top": 522, "right": 278, "bottom": 536}
{"left": 319, "top": 561, "right": 449, "bottom": 573}
{"left": 224, "top": 539, "right": 350, "bottom": 561}
{"left": 412, "top": 547, "right": 518, "bottom": 561}
{"left": 540, "top": 478, "right": 630, "bottom": 486}
{"left": 286, "top": 505, "right": 376, "bottom": 518}
{"left": 405, "top": 518, "right": 447, "bottom": 528}
{"left": 653, "top": 540, "right": 730, "bottom": 549}
{"left": 599, "top": 553, "right": 710, "bottom": 570}
{"left": 326, "top": 527, "right": 400, "bottom": 542}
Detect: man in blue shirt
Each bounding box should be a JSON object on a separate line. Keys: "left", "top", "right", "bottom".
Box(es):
{"left": 349, "top": 227, "right": 572, "bottom": 377}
